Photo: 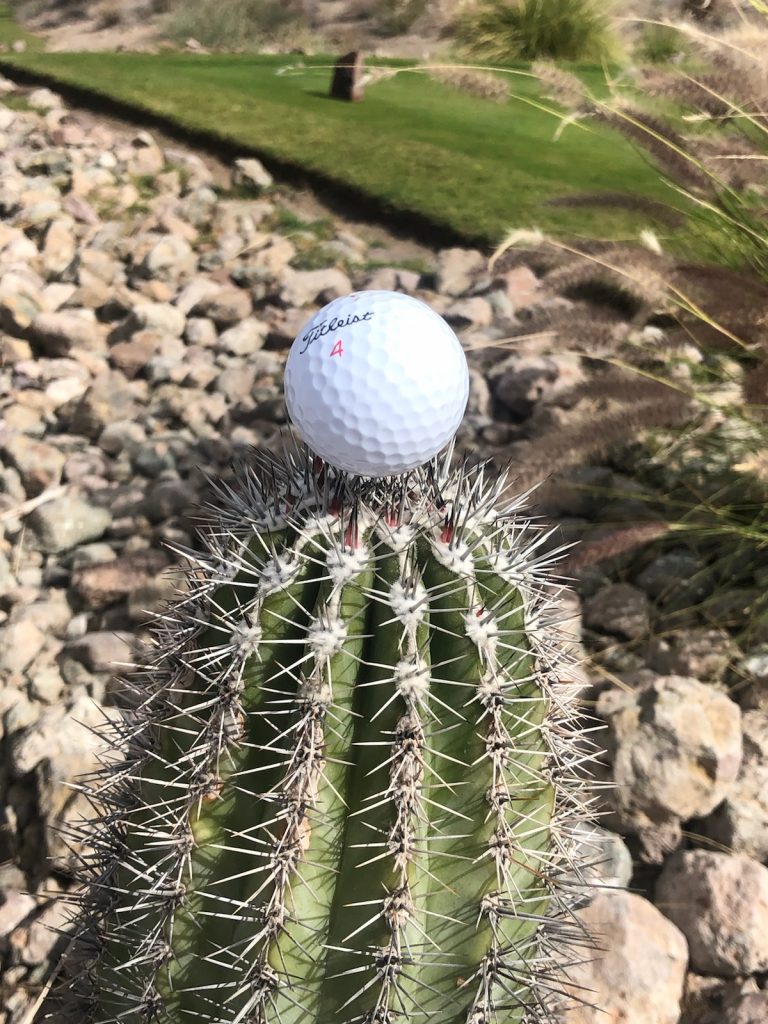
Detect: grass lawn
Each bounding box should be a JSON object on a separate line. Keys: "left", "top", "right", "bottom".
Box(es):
{"left": 0, "top": 38, "right": 693, "bottom": 246}
{"left": 0, "top": 4, "right": 43, "bottom": 50}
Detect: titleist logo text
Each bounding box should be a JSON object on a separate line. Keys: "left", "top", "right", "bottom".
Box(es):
{"left": 299, "top": 311, "right": 374, "bottom": 353}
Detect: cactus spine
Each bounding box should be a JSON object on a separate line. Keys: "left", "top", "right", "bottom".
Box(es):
{"left": 60, "top": 443, "right": 593, "bottom": 1024}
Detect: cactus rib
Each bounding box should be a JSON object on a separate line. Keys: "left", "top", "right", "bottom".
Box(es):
{"left": 54, "top": 442, "right": 596, "bottom": 1024}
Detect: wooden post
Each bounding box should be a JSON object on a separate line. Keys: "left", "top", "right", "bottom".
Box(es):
{"left": 330, "top": 51, "right": 364, "bottom": 102}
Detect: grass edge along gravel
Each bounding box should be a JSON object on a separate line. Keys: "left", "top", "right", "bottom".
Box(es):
{"left": 0, "top": 45, "right": 693, "bottom": 246}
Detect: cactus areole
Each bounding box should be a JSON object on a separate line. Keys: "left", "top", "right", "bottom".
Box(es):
{"left": 61, "top": 441, "right": 593, "bottom": 1024}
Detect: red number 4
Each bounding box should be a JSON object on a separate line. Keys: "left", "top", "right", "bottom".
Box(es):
{"left": 330, "top": 339, "right": 344, "bottom": 357}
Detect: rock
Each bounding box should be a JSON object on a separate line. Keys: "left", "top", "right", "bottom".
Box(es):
{"left": 656, "top": 851, "right": 768, "bottom": 976}
{"left": 29, "top": 663, "right": 65, "bottom": 703}
{"left": 185, "top": 317, "right": 218, "bottom": 347}
{"left": 215, "top": 364, "right": 257, "bottom": 404}
{"left": 583, "top": 583, "right": 650, "bottom": 640}
{"left": 28, "top": 88, "right": 63, "bottom": 112}
{"left": 108, "top": 329, "right": 165, "bottom": 378}
{"left": 634, "top": 549, "right": 710, "bottom": 607}
{"left": 279, "top": 267, "right": 352, "bottom": 308}
{"left": 554, "top": 891, "right": 687, "bottom": 1024}
{"left": 569, "top": 823, "right": 633, "bottom": 891}
{"left": 143, "top": 479, "right": 195, "bottom": 523}
{"left": 2, "top": 435, "right": 66, "bottom": 497}
{"left": 140, "top": 234, "right": 197, "bottom": 281}
{"left": 646, "top": 627, "right": 735, "bottom": 682}
{"left": 65, "top": 631, "right": 133, "bottom": 673}
{"left": 70, "top": 373, "right": 139, "bottom": 439}
{"left": 700, "top": 710, "right": 768, "bottom": 860}
{"left": 443, "top": 296, "right": 493, "bottom": 328}
{"left": 28, "top": 310, "right": 103, "bottom": 356}
{"left": 0, "top": 619, "right": 46, "bottom": 676}
{"left": 192, "top": 286, "right": 252, "bottom": 328}
{"left": 497, "top": 264, "right": 540, "bottom": 309}
{"left": 0, "top": 892, "right": 36, "bottom": 952}
{"left": 126, "top": 130, "right": 164, "bottom": 176}
{"left": 435, "top": 247, "right": 485, "bottom": 296}
{"left": 28, "top": 495, "right": 111, "bottom": 554}
{"left": 121, "top": 301, "right": 185, "bottom": 339}
{"left": 20, "top": 897, "right": 72, "bottom": 966}
{"left": 597, "top": 675, "right": 742, "bottom": 840}
{"left": 330, "top": 49, "right": 365, "bottom": 101}
{"left": 70, "top": 549, "right": 169, "bottom": 610}
{"left": 233, "top": 157, "right": 274, "bottom": 191}
{"left": 42, "top": 217, "right": 77, "bottom": 275}
{"left": 723, "top": 992, "right": 768, "bottom": 1023}
{"left": 492, "top": 352, "right": 584, "bottom": 420}
{"left": 738, "top": 646, "right": 768, "bottom": 711}
{"left": 217, "top": 317, "right": 267, "bottom": 356}
{"left": 255, "top": 236, "right": 295, "bottom": 277}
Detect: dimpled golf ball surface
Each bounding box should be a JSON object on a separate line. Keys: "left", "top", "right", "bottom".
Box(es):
{"left": 285, "top": 290, "right": 469, "bottom": 476}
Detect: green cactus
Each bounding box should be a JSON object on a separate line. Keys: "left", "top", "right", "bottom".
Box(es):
{"left": 58, "top": 442, "right": 593, "bottom": 1024}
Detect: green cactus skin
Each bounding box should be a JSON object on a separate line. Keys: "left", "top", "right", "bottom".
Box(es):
{"left": 58, "top": 443, "right": 594, "bottom": 1024}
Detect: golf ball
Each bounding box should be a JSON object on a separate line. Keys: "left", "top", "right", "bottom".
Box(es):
{"left": 284, "top": 290, "right": 469, "bottom": 476}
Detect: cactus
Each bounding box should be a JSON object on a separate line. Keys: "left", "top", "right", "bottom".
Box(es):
{"left": 57, "top": 441, "right": 594, "bottom": 1024}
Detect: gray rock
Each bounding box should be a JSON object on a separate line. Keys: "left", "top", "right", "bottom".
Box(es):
{"left": 492, "top": 351, "right": 583, "bottom": 420}
{"left": 646, "top": 627, "right": 736, "bottom": 682}
{"left": 29, "top": 495, "right": 111, "bottom": 554}
{"left": 635, "top": 549, "right": 710, "bottom": 606}
{"left": 700, "top": 710, "right": 768, "bottom": 861}
{"left": 656, "top": 850, "right": 768, "bottom": 977}
{"left": 233, "top": 157, "right": 273, "bottom": 191}
{"left": 583, "top": 583, "right": 651, "bottom": 640}
{"left": 2, "top": 434, "right": 66, "bottom": 497}
{"left": 143, "top": 478, "right": 195, "bottom": 523}
{"left": 65, "top": 631, "right": 133, "bottom": 673}
{"left": 70, "top": 373, "right": 139, "bottom": 439}
{"left": 597, "top": 675, "right": 742, "bottom": 839}
{"left": 435, "top": 247, "right": 485, "bottom": 297}
{"left": 554, "top": 891, "right": 687, "bottom": 1024}
{"left": 722, "top": 992, "right": 768, "bottom": 1024}
{"left": 569, "top": 822, "right": 633, "bottom": 892}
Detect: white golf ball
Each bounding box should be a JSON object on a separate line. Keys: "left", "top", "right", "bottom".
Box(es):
{"left": 284, "top": 290, "right": 469, "bottom": 476}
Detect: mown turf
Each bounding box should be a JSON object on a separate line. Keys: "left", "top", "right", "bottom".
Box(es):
{"left": 0, "top": 4, "right": 43, "bottom": 50}
{"left": 0, "top": 42, "right": 690, "bottom": 245}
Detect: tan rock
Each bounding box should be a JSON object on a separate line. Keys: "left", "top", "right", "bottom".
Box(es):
{"left": 597, "top": 675, "right": 742, "bottom": 836}
{"left": 655, "top": 851, "right": 768, "bottom": 976}
{"left": 555, "top": 891, "right": 687, "bottom": 1023}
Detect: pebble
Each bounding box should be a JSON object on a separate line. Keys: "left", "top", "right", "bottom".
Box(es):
{"left": 656, "top": 851, "right": 768, "bottom": 976}
{"left": 28, "top": 494, "right": 112, "bottom": 553}
{"left": 583, "top": 583, "right": 651, "bottom": 640}
{"left": 646, "top": 627, "right": 736, "bottom": 681}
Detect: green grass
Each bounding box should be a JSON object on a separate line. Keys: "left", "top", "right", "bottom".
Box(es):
{"left": 0, "top": 3, "right": 43, "bottom": 50}
{"left": 0, "top": 46, "right": 690, "bottom": 244}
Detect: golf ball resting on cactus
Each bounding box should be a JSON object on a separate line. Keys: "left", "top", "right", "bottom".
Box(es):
{"left": 284, "top": 290, "right": 470, "bottom": 476}
{"left": 57, "top": 301, "right": 595, "bottom": 1024}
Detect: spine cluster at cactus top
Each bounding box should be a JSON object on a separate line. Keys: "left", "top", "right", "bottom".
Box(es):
{"left": 57, "top": 443, "right": 594, "bottom": 1024}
